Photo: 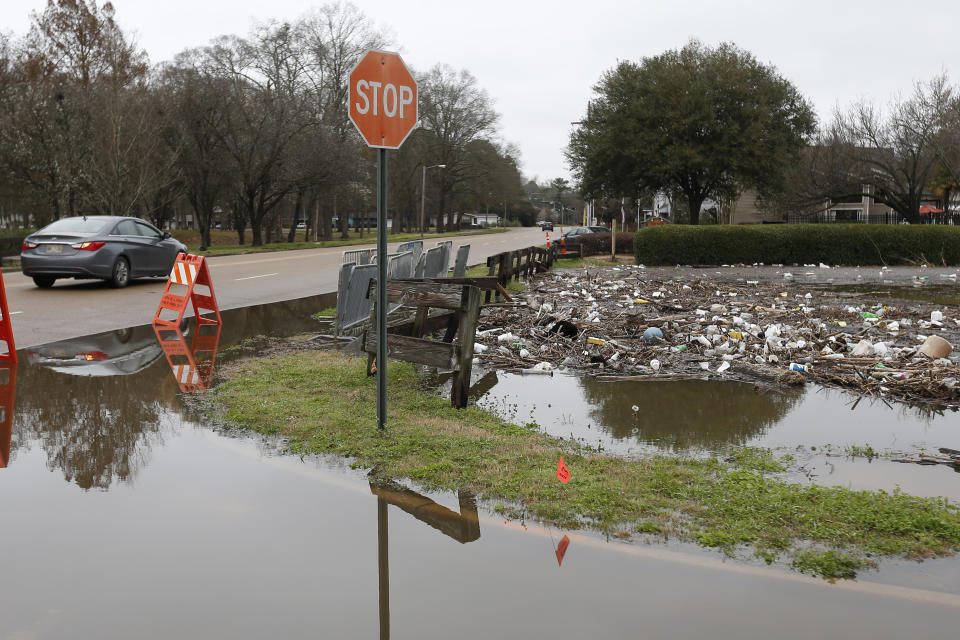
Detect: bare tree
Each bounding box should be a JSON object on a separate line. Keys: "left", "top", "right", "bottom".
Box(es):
{"left": 418, "top": 64, "right": 499, "bottom": 231}
{"left": 828, "top": 75, "right": 954, "bottom": 222}
{"left": 165, "top": 53, "right": 233, "bottom": 247}
{"left": 297, "top": 2, "right": 390, "bottom": 239}
{"left": 203, "top": 26, "right": 309, "bottom": 245}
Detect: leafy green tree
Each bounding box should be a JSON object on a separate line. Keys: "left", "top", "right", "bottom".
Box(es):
{"left": 567, "top": 40, "right": 816, "bottom": 225}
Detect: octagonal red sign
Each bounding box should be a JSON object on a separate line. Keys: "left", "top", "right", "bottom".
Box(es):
{"left": 348, "top": 50, "right": 418, "bottom": 149}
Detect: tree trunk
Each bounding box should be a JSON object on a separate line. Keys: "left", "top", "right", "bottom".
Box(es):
{"left": 323, "top": 192, "right": 335, "bottom": 241}
{"left": 686, "top": 192, "right": 706, "bottom": 226}
{"left": 339, "top": 192, "right": 350, "bottom": 240}
{"left": 233, "top": 200, "right": 246, "bottom": 245}
{"left": 438, "top": 190, "right": 448, "bottom": 232}
{"left": 287, "top": 188, "right": 303, "bottom": 243}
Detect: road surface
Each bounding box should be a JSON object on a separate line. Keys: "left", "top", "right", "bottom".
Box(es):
{"left": 5, "top": 227, "right": 549, "bottom": 348}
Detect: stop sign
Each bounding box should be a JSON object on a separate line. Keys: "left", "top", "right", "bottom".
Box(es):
{"left": 348, "top": 50, "right": 418, "bottom": 149}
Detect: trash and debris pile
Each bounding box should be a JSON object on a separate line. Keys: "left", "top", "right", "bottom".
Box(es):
{"left": 473, "top": 266, "right": 960, "bottom": 406}
{"left": 894, "top": 447, "right": 960, "bottom": 470}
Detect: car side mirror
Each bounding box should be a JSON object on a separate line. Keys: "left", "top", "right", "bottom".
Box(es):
{"left": 162, "top": 231, "right": 171, "bottom": 239}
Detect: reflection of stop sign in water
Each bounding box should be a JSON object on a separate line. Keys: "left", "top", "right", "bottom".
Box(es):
{"left": 348, "top": 50, "right": 418, "bottom": 149}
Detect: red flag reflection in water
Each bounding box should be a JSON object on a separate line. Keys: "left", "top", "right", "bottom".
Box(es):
{"left": 555, "top": 535, "right": 570, "bottom": 567}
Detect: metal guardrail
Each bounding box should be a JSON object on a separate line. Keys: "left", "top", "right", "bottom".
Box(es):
{"left": 436, "top": 240, "right": 453, "bottom": 275}
{"left": 396, "top": 241, "right": 423, "bottom": 267}
{"left": 453, "top": 244, "right": 470, "bottom": 277}
{"left": 341, "top": 248, "right": 374, "bottom": 266}
{"left": 414, "top": 253, "right": 425, "bottom": 278}
{"left": 335, "top": 263, "right": 378, "bottom": 333}
{"left": 336, "top": 249, "right": 417, "bottom": 334}
{"left": 423, "top": 246, "right": 446, "bottom": 279}
{"left": 335, "top": 243, "right": 471, "bottom": 335}
{"left": 387, "top": 250, "right": 414, "bottom": 279}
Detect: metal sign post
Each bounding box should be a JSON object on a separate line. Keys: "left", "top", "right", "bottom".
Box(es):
{"left": 347, "top": 50, "right": 418, "bottom": 432}
{"left": 376, "top": 148, "right": 388, "bottom": 431}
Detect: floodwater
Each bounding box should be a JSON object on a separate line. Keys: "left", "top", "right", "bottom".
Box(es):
{"left": 4, "top": 295, "right": 960, "bottom": 638}
{"left": 822, "top": 283, "right": 960, "bottom": 305}
{"left": 475, "top": 372, "right": 960, "bottom": 502}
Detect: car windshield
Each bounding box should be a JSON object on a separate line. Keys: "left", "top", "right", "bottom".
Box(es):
{"left": 38, "top": 218, "right": 110, "bottom": 235}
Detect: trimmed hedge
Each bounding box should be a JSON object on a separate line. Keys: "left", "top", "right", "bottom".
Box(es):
{"left": 633, "top": 224, "right": 960, "bottom": 266}
{"left": 579, "top": 232, "right": 635, "bottom": 257}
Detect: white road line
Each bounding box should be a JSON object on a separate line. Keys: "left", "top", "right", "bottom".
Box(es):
{"left": 9, "top": 311, "right": 22, "bottom": 315}
{"left": 234, "top": 273, "right": 278, "bottom": 281}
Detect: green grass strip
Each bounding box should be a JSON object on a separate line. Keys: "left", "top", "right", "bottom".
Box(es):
{"left": 208, "top": 350, "right": 960, "bottom": 578}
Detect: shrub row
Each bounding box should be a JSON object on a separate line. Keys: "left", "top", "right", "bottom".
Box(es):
{"left": 633, "top": 224, "right": 960, "bottom": 266}
{"left": 578, "top": 232, "right": 636, "bottom": 257}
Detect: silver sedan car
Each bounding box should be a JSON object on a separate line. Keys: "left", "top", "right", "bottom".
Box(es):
{"left": 20, "top": 216, "right": 187, "bottom": 288}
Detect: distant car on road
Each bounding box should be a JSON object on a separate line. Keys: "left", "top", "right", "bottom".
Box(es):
{"left": 560, "top": 225, "right": 611, "bottom": 248}
{"left": 20, "top": 216, "right": 187, "bottom": 288}
{"left": 538, "top": 220, "right": 554, "bottom": 231}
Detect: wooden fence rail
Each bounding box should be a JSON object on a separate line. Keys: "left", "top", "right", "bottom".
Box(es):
{"left": 363, "top": 279, "right": 481, "bottom": 408}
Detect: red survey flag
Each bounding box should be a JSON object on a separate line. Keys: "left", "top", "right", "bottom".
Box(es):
{"left": 556, "top": 457, "right": 571, "bottom": 484}
{"left": 555, "top": 535, "right": 571, "bottom": 567}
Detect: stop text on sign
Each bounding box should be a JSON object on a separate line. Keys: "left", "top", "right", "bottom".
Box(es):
{"left": 348, "top": 50, "right": 418, "bottom": 149}
{"left": 354, "top": 80, "right": 414, "bottom": 118}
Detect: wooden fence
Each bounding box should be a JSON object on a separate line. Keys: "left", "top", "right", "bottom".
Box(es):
{"left": 363, "top": 279, "right": 481, "bottom": 408}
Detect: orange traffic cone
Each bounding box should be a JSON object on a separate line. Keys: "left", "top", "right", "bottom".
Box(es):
{"left": 560, "top": 234, "right": 567, "bottom": 255}
{"left": 546, "top": 232, "right": 550, "bottom": 248}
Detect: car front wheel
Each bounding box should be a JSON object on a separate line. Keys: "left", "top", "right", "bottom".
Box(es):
{"left": 110, "top": 257, "right": 130, "bottom": 288}
{"left": 33, "top": 276, "right": 56, "bottom": 288}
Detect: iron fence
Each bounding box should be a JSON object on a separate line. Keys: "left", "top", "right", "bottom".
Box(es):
{"left": 785, "top": 213, "right": 960, "bottom": 226}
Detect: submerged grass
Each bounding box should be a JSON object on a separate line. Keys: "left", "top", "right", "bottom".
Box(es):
{"left": 208, "top": 349, "right": 960, "bottom": 578}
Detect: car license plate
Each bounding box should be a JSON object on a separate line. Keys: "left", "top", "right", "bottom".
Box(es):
{"left": 45, "top": 244, "right": 63, "bottom": 254}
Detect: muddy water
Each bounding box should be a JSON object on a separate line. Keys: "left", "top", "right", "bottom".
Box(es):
{"left": 475, "top": 372, "right": 960, "bottom": 502}
{"left": 4, "top": 295, "right": 960, "bottom": 637}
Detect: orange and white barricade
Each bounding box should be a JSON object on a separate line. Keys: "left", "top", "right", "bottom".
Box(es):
{"left": 0, "top": 271, "right": 16, "bottom": 363}
{"left": 153, "top": 254, "right": 221, "bottom": 329}
{"left": 153, "top": 323, "right": 221, "bottom": 392}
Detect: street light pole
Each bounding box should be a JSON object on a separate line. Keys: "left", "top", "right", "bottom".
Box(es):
{"left": 419, "top": 164, "right": 446, "bottom": 238}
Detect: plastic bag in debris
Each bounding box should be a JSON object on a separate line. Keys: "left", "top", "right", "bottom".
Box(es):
{"left": 497, "top": 332, "right": 519, "bottom": 343}
{"left": 850, "top": 339, "right": 874, "bottom": 356}
{"left": 919, "top": 335, "right": 953, "bottom": 359}
{"left": 521, "top": 362, "right": 554, "bottom": 375}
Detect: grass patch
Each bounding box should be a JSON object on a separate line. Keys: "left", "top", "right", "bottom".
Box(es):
{"left": 205, "top": 349, "right": 960, "bottom": 578}
{"left": 311, "top": 307, "right": 337, "bottom": 319}
{"left": 551, "top": 255, "right": 637, "bottom": 269}
{"left": 792, "top": 550, "right": 872, "bottom": 579}
{"left": 462, "top": 264, "right": 528, "bottom": 294}
{"left": 725, "top": 447, "right": 786, "bottom": 473}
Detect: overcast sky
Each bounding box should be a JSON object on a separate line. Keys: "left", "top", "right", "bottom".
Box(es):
{"left": 6, "top": 0, "right": 960, "bottom": 184}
